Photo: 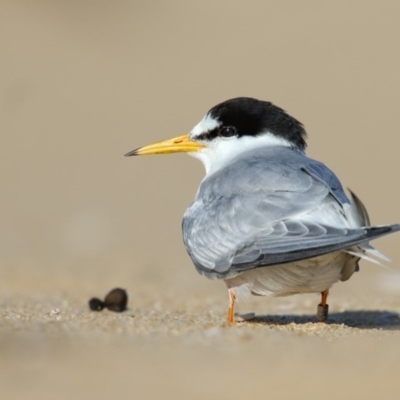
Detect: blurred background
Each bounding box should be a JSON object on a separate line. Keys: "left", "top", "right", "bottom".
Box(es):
{"left": 1, "top": 1, "right": 400, "bottom": 399}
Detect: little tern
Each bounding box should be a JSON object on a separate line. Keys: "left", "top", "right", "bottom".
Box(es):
{"left": 126, "top": 97, "right": 400, "bottom": 323}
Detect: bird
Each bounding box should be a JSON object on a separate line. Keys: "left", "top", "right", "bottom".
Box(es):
{"left": 125, "top": 97, "right": 400, "bottom": 323}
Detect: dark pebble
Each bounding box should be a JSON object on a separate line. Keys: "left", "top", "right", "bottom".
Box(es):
{"left": 104, "top": 288, "right": 128, "bottom": 312}
{"left": 89, "top": 298, "right": 105, "bottom": 311}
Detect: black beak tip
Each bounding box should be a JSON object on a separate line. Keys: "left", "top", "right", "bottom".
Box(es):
{"left": 124, "top": 149, "right": 138, "bottom": 157}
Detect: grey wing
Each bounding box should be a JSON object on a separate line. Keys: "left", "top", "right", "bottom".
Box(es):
{"left": 183, "top": 148, "right": 355, "bottom": 279}
{"left": 231, "top": 222, "right": 397, "bottom": 273}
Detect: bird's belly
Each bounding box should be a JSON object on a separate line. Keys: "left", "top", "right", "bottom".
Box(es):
{"left": 224, "top": 251, "right": 356, "bottom": 300}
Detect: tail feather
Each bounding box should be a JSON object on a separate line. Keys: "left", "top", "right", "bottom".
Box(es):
{"left": 345, "top": 189, "right": 397, "bottom": 266}
{"left": 345, "top": 249, "right": 388, "bottom": 268}
{"left": 364, "top": 245, "right": 391, "bottom": 262}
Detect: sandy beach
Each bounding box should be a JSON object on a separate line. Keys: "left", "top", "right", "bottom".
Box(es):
{"left": 2, "top": 1, "right": 400, "bottom": 399}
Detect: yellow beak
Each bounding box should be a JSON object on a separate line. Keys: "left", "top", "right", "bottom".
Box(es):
{"left": 125, "top": 134, "right": 205, "bottom": 156}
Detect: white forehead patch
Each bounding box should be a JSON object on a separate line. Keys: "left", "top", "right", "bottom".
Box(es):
{"left": 190, "top": 113, "right": 221, "bottom": 138}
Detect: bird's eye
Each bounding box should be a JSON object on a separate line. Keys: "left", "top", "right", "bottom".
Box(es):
{"left": 220, "top": 126, "right": 237, "bottom": 137}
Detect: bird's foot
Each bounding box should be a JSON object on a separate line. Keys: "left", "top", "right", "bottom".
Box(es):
{"left": 227, "top": 289, "right": 236, "bottom": 324}
{"left": 317, "top": 303, "right": 329, "bottom": 322}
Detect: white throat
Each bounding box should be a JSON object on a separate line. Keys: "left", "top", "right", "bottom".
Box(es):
{"left": 190, "top": 132, "right": 294, "bottom": 176}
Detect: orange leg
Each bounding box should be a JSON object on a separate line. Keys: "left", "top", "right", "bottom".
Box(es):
{"left": 317, "top": 289, "right": 329, "bottom": 322}
{"left": 227, "top": 289, "right": 236, "bottom": 324}
{"left": 320, "top": 290, "right": 329, "bottom": 307}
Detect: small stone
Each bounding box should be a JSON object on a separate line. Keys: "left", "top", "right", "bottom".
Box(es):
{"left": 50, "top": 307, "right": 61, "bottom": 315}
{"left": 89, "top": 298, "right": 105, "bottom": 311}
{"left": 104, "top": 288, "right": 128, "bottom": 312}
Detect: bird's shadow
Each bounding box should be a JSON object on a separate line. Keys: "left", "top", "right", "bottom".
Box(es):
{"left": 249, "top": 310, "right": 400, "bottom": 330}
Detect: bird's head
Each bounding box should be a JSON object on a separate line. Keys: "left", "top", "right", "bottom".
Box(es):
{"left": 126, "top": 97, "right": 307, "bottom": 174}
